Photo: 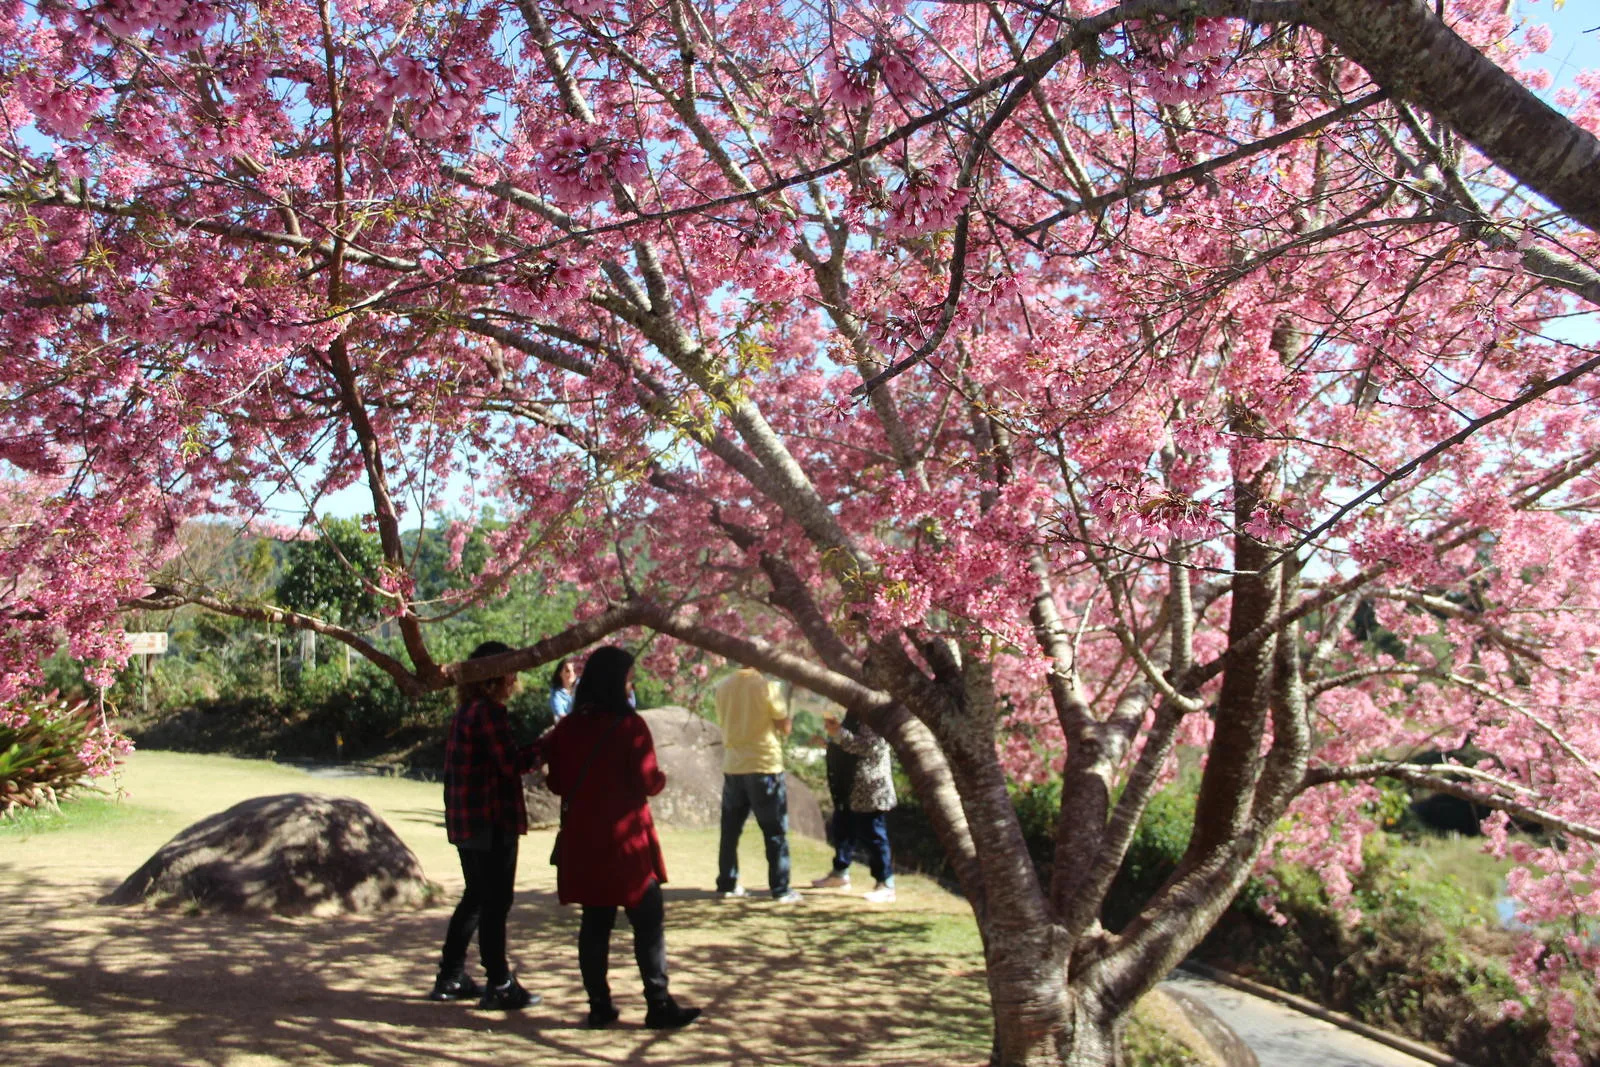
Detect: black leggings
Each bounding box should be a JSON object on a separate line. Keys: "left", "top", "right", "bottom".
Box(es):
{"left": 439, "top": 832, "right": 519, "bottom": 985}
{"left": 578, "top": 879, "right": 668, "bottom": 1009}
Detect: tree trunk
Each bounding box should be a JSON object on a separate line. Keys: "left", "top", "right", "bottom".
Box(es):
{"left": 874, "top": 704, "right": 986, "bottom": 903}
{"left": 983, "top": 964, "right": 1121, "bottom": 1067}
{"left": 1059, "top": 1002, "right": 1121, "bottom": 1067}
{"left": 938, "top": 729, "right": 1115, "bottom": 1066}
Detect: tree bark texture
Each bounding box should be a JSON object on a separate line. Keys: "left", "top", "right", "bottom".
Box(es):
{"left": 1189, "top": 473, "right": 1280, "bottom": 858}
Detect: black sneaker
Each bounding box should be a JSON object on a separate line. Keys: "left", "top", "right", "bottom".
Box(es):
{"left": 478, "top": 976, "right": 540, "bottom": 1011}
{"left": 585, "top": 1003, "right": 621, "bottom": 1029}
{"left": 644, "top": 997, "right": 702, "bottom": 1030}
{"left": 427, "top": 972, "right": 482, "bottom": 1002}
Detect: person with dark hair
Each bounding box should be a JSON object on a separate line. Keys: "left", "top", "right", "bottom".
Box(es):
{"left": 810, "top": 705, "right": 897, "bottom": 902}
{"left": 543, "top": 645, "right": 701, "bottom": 1030}
{"left": 549, "top": 657, "right": 577, "bottom": 722}
{"left": 430, "top": 640, "right": 543, "bottom": 1010}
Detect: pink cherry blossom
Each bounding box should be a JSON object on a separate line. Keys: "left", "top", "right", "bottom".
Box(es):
{"left": 1, "top": 2, "right": 1598, "bottom": 1061}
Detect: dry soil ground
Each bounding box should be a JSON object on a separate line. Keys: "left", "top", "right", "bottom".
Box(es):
{"left": 0, "top": 751, "right": 993, "bottom": 1067}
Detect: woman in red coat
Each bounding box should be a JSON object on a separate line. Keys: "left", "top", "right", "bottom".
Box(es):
{"left": 544, "top": 645, "right": 701, "bottom": 1030}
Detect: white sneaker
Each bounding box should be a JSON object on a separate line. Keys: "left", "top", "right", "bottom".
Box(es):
{"left": 717, "top": 886, "right": 747, "bottom": 900}
{"left": 771, "top": 890, "right": 805, "bottom": 904}
{"left": 863, "top": 883, "right": 896, "bottom": 904}
{"left": 810, "top": 872, "right": 850, "bottom": 889}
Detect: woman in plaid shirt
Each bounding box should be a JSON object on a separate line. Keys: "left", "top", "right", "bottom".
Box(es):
{"left": 429, "top": 640, "right": 544, "bottom": 1010}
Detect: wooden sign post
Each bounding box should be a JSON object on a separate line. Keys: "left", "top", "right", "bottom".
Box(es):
{"left": 126, "top": 632, "right": 169, "bottom": 715}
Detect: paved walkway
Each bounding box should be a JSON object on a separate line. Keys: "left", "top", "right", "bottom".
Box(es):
{"left": 1160, "top": 970, "right": 1438, "bottom": 1067}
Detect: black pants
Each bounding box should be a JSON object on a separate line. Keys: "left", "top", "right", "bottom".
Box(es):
{"left": 439, "top": 831, "right": 518, "bottom": 985}
{"left": 578, "top": 879, "right": 668, "bottom": 1009}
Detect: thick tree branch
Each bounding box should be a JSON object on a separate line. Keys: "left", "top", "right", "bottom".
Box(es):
{"left": 447, "top": 600, "right": 653, "bottom": 686}
{"left": 1305, "top": 762, "right": 1600, "bottom": 846}
{"left": 323, "top": 335, "right": 439, "bottom": 682}
{"left": 1305, "top": 0, "right": 1600, "bottom": 233}
{"left": 128, "top": 590, "right": 423, "bottom": 694}
{"left": 1060, "top": 700, "right": 1185, "bottom": 945}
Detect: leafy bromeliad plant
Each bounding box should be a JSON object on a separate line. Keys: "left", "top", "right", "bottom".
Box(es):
{"left": 0, "top": 693, "right": 130, "bottom": 816}
{"left": 3, "top": 1, "right": 1600, "bottom": 1064}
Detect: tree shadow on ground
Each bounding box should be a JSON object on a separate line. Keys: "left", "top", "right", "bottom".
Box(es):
{"left": 4, "top": 879, "right": 990, "bottom": 1066}
{"left": 384, "top": 806, "right": 447, "bottom": 830}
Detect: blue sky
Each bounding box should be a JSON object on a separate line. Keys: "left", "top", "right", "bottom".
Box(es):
{"left": 1530, "top": 0, "right": 1600, "bottom": 91}
{"left": 1523, "top": 3, "right": 1600, "bottom": 351}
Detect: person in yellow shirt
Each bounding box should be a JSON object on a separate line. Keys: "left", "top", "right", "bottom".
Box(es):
{"left": 713, "top": 667, "right": 800, "bottom": 903}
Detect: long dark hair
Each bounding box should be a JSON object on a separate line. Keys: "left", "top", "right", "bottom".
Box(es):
{"left": 572, "top": 645, "right": 635, "bottom": 716}
{"left": 457, "top": 640, "right": 514, "bottom": 707}
{"left": 550, "top": 657, "right": 575, "bottom": 694}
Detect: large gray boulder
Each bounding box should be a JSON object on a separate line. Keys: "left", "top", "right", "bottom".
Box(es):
{"left": 523, "top": 706, "right": 825, "bottom": 840}
{"left": 101, "top": 793, "right": 437, "bottom": 917}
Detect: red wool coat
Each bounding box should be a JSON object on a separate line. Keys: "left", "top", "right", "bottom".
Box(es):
{"left": 544, "top": 709, "right": 668, "bottom": 908}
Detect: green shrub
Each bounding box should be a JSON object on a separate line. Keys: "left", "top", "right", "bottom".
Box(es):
{"left": 1109, "top": 782, "right": 1203, "bottom": 924}
{"left": 130, "top": 662, "right": 450, "bottom": 769}
{"left": 1196, "top": 839, "right": 1589, "bottom": 1066}
{"left": 0, "top": 693, "right": 129, "bottom": 816}
{"left": 301, "top": 662, "right": 450, "bottom": 745}
{"left": 883, "top": 759, "right": 962, "bottom": 884}
{"left": 506, "top": 685, "right": 554, "bottom": 743}
{"left": 1012, "top": 777, "right": 1063, "bottom": 873}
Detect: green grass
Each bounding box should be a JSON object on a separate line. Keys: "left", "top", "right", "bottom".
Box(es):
{"left": 0, "top": 790, "right": 144, "bottom": 838}
{"left": 1127, "top": 998, "right": 1208, "bottom": 1067}
{"left": 1384, "top": 832, "right": 1510, "bottom": 907}
{"left": 0, "top": 750, "right": 1234, "bottom": 1066}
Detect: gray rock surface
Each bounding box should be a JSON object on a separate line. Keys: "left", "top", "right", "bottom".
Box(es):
{"left": 523, "top": 705, "right": 825, "bottom": 839}
{"left": 100, "top": 793, "right": 436, "bottom": 917}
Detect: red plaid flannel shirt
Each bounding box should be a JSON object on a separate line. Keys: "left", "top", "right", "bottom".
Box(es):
{"left": 443, "top": 696, "right": 541, "bottom": 845}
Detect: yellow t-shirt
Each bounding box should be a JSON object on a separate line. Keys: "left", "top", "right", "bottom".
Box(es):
{"left": 716, "top": 669, "right": 786, "bottom": 775}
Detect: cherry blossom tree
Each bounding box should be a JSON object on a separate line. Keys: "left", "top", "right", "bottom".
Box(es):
{"left": 4, "top": 1, "right": 1600, "bottom": 1063}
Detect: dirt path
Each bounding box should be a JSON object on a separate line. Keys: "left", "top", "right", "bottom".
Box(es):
{"left": 2, "top": 751, "right": 990, "bottom": 1066}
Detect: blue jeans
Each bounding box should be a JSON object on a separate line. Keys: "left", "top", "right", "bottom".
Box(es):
{"left": 717, "top": 773, "right": 790, "bottom": 897}
{"left": 829, "top": 808, "right": 893, "bottom": 886}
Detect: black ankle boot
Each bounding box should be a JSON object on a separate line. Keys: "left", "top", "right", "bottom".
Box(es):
{"left": 586, "top": 1003, "right": 621, "bottom": 1029}
{"left": 644, "top": 996, "right": 701, "bottom": 1030}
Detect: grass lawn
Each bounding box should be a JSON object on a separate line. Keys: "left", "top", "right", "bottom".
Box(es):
{"left": 0, "top": 792, "right": 148, "bottom": 837}
{"left": 1381, "top": 832, "right": 1509, "bottom": 909}
{"left": 3, "top": 750, "right": 1226, "bottom": 1065}
{"left": 2, "top": 750, "right": 997, "bottom": 1066}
